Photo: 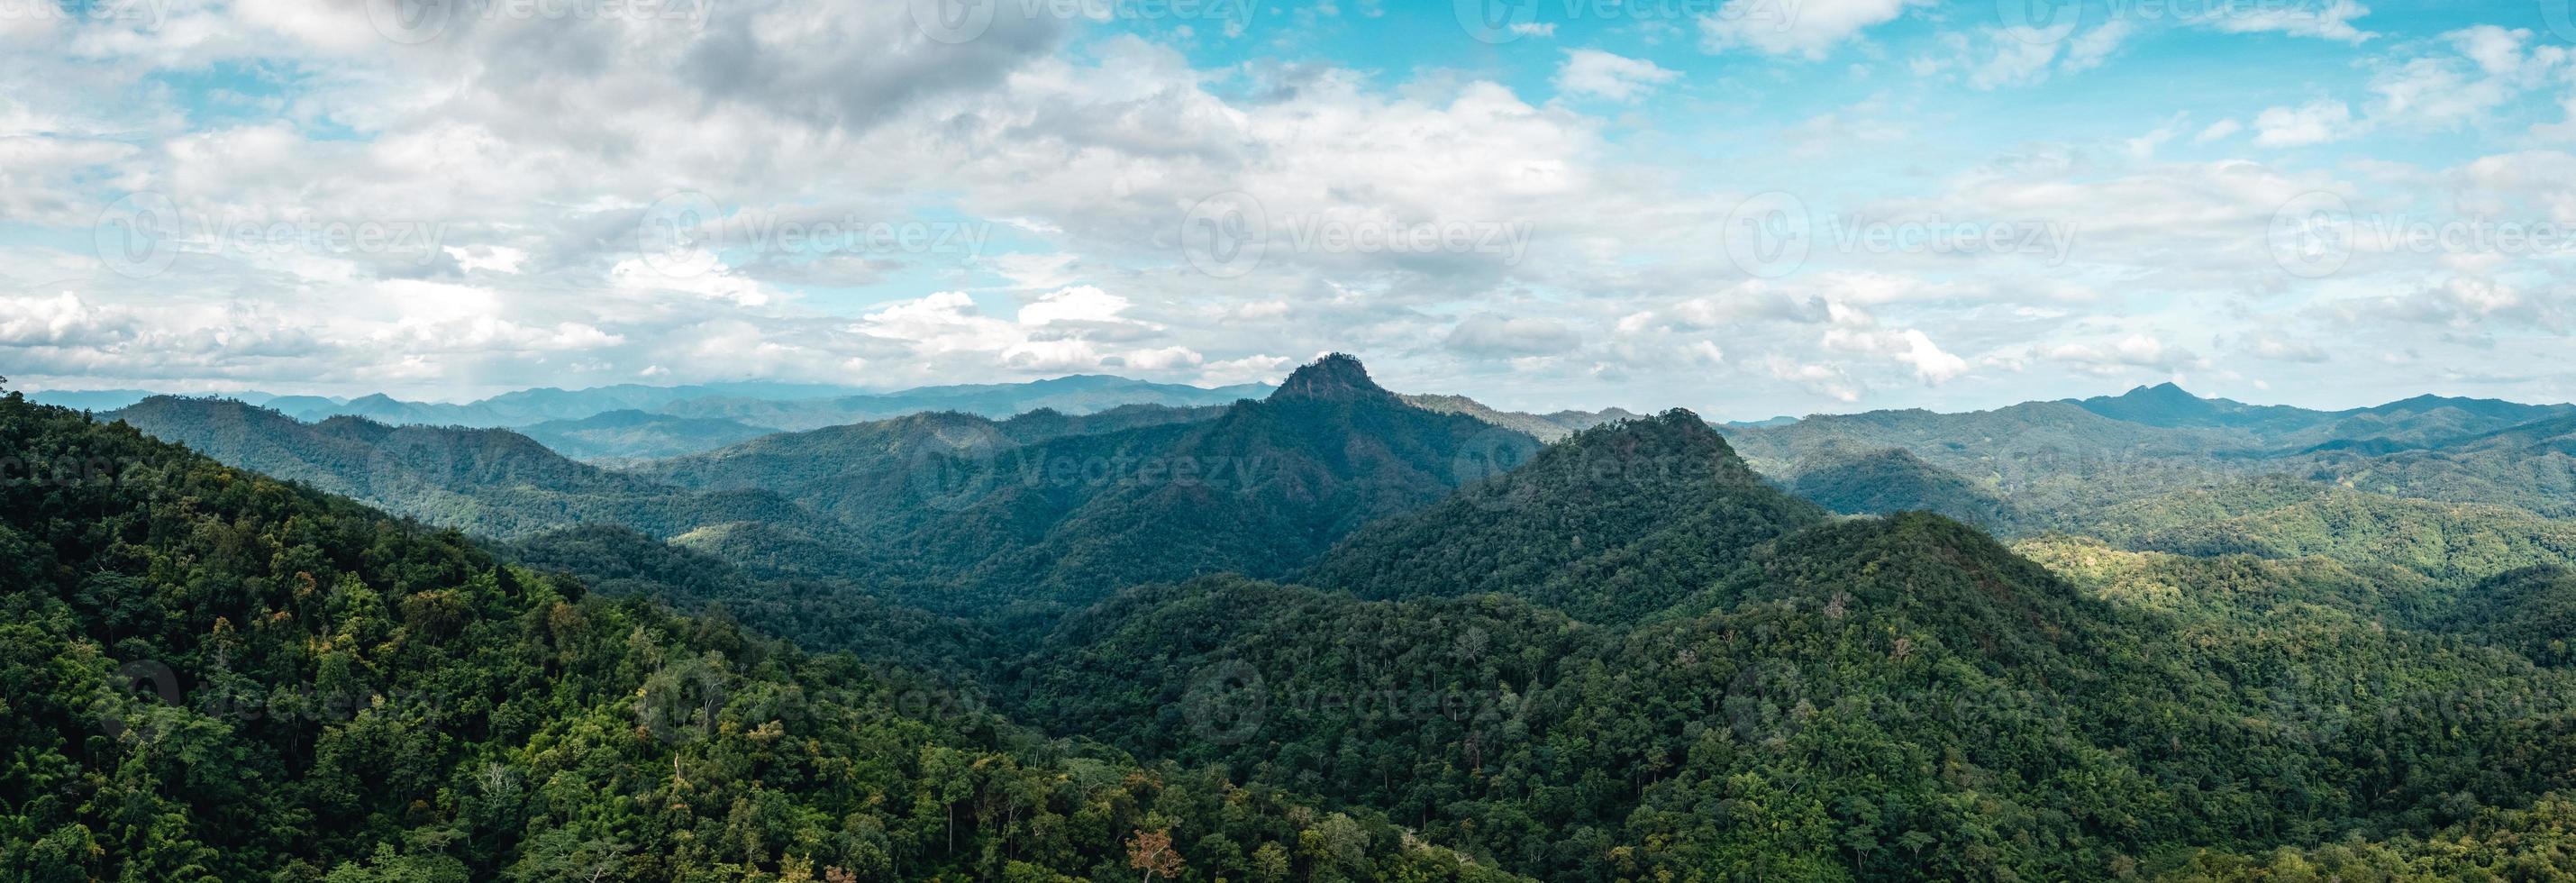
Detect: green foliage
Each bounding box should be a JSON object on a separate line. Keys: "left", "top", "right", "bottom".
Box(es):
{"left": 0, "top": 391, "right": 1524, "bottom": 883}
{"left": 2073, "top": 478, "right": 2576, "bottom": 582}
{"left": 106, "top": 396, "right": 858, "bottom": 544}
{"left": 1784, "top": 443, "right": 2023, "bottom": 532}
{"left": 1302, "top": 410, "right": 1825, "bottom": 623}
{"left": 1021, "top": 508, "right": 2576, "bottom": 879}
{"left": 51, "top": 359, "right": 2576, "bottom": 882}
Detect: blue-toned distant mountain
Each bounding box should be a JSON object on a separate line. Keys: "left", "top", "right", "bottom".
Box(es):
{"left": 282, "top": 380, "right": 869, "bottom": 426}
{"left": 2069, "top": 381, "right": 2572, "bottom": 444}
{"left": 49, "top": 375, "right": 1278, "bottom": 460}
{"left": 659, "top": 374, "right": 1273, "bottom": 431}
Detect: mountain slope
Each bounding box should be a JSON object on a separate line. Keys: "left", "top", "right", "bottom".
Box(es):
{"left": 1783, "top": 443, "right": 2023, "bottom": 532}
{"left": 0, "top": 387, "right": 1525, "bottom": 882}
{"left": 2074, "top": 478, "right": 2576, "bottom": 582}
{"left": 1025, "top": 504, "right": 2576, "bottom": 879}
{"left": 640, "top": 355, "right": 1537, "bottom": 615}
{"left": 927, "top": 355, "right": 1539, "bottom": 613}
{"left": 1302, "top": 409, "right": 1826, "bottom": 623}
{"left": 513, "top": 409, "right": 774, "bottom": 461}
{"left": 107, "top": 396, "right": 839, "bottom": 543}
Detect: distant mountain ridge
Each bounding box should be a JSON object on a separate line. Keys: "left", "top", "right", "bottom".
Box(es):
{"left": 59, "top": 375, "right": 1274, "bottom": 460}
{"left": 644, "top": 355, "right": 1538, "bottom": 616}
{"left": 2069, "top": 381, "right": 2573, "bottom": 439}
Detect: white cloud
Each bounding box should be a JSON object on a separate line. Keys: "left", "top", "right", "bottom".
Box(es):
{"left": 2253, "top": 99, "right": 2359, "bottom": 147}
{"left": 1700, "top": 0, "right": 1918, "bottom": 60}
{"left": 1445, "top": 314, "right": 1583, "bottom": 358}
{"left": 1554, "top": 50, "right": 1680, "bottom": 102}
{"left": 2201, "top": 0, "right": 2373, "bottom": 43}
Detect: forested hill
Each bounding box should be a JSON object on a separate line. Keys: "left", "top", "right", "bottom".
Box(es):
{"left": 1301, "top": 409, "right": 1826, "bottom": 623}
{"left": 0, "top": 387, "right": 1526, "bottom": 882}
{"left": 1781, "top": 442, "right": 2023, "bottom": 531}
{"left": 1023, "top": 515, "right": 2576, "bottom": 879}
{"left": 106, "top": 396, "right": 848, "bottom": 543}
{"left": 630, "top": 354, "right": 1542, "bottom": 616}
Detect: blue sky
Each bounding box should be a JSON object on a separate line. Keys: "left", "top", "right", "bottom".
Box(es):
{"left": 3, "top": 0, "right": 2574, "bottom": 418}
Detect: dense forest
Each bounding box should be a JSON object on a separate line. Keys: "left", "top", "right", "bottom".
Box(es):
{"left": 37, "top": 356, "right": 2576, "bottom": 880}
{"left": 0, "top": 387, "right": 1523, "bottom": 882}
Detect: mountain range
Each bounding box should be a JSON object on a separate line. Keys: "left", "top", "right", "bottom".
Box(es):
{"left": 35, "top": 357, "right": 2576, "bottom": 879}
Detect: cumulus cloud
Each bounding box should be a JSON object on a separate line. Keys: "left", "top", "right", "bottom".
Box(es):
{"left": 5, "top": 0, "right": 2575, "bottom": 414}
{"left": 2200, "top": 0, "right": 2374, "bottom": 43}
{"left": 2253, "top": 99, "right": 2359, "bottom": 147}
{"left": 1554, "top": 50, "right": 1680, "bottom": 102}
{"left": 1445, "top": 314, "right": 1583, "bottom": 359}
{"left": 1700, "top": 0, "right": 1918, "bottom": 59}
